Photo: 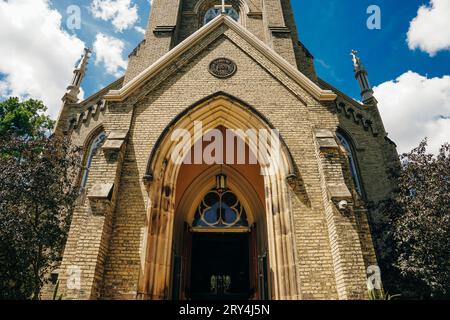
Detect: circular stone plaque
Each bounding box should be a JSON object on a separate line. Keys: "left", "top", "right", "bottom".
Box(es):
{"left": 209, "top": 58, "right": 237, "bottom": 79}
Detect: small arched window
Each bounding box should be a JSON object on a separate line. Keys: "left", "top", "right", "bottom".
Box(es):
{"left": 193, "top": 189, "right": 248, "bottom": 229}
{"left": 336, "top": 132, "right": 363, "bottom": 196}
{"left": 203, "top": 7, "right": 239, "bottom": 25}
{"left": 80, "top": 131, "right": 107, "bottom": 192}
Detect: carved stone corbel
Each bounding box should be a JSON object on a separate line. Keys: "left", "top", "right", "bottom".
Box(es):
{"left": 327, "top": 183, "right": 353, "bottom": 214}
{"left": 142, "top": 173, "right": 154, "bottom": 191}
{"left": 286, "top": 173, "right": 300, "bottom": 192}
{"left": 315, "top": 129, "right": 339, "bottom": 150}
{"left": 87, "top": 183, "right": 114, "bottom": 216}
{"left": 102, "top": 129, "right": 129, "bottom": 162}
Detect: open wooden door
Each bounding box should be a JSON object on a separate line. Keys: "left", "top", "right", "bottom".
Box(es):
{"left": 249, "top": 224, "right": 259, "bottom": 300}
{"left": 180, "top": 222, "right": 192, "bottom": 300}
{"left": 258, "top": 253, "right": 269, "bottom": 300}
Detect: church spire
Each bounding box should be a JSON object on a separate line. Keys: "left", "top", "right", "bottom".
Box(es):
{"left": 64, "top": 48, "right": 91, "bottom": 103}
{"left": 351, "top": 50, "right": 374, "bottom": 103}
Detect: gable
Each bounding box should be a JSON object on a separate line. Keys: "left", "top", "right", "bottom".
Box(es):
{"left": 104, "top": 15, "right": 336, "bottom": 104}
{"left": 131, "top": 34, "right": 316, "bottom": 113}
{"left": 125, "top": 36, "right": 325, "bottom": 183}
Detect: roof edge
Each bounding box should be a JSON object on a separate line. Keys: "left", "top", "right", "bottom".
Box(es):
{"left": 105, "top": 15, "right": 336, "bottom": 102}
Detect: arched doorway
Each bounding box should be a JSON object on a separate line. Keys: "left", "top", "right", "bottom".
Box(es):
{"left": 172, "top": 160, "right": 268, "bottom": 300}
{"left": 139, "top": 94, "right": 300, "bottom": 300}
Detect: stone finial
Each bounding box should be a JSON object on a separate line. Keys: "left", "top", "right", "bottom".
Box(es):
{"left": 351, "top": 50, "right": 375, "bottom": 103}
{"left": 351, "top": 50, "right": 361, "bottom": 70}
{"left": 64, "top": 48, "right": 92, "bottom": 103}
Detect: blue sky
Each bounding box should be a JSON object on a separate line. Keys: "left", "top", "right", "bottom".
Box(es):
{"left": 48, "top": 0, "right": 450, "bottom": 101}
{"left": 294, "top": 0, "right": 450, "bottom": 98}
{"left": 52, "top": 0, "right": 152, "bottom": 95}
{"left": 0, "top": 0, "right": 449, "bottom": 153}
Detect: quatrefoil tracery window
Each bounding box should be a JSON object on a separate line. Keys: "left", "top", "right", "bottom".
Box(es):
{"left": 193, "top": 189, "right": 249, "bottom": 229}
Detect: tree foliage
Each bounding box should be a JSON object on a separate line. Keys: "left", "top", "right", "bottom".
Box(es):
{"left": 0, "top": 98, "right": 80, "bottom": 300}
{"left": 0, "top": 97, "right": 54, "bottom": 138}
{"left": 378, "top": 140, "right": 450, "bottom": 299}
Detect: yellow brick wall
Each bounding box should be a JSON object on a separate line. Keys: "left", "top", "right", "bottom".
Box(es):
{"left": 55, "top": 2, "right": 397, "bottom": 300}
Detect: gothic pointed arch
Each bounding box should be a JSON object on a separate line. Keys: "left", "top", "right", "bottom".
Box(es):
{"left": 139, "top": 93, "right": 301, "bottom": 300}
{"left": 144, "top": 91, "right": 297, "bottom": 181}
{"left": 336, "top": 128, "right": 364, "bottom": 197}
{"left": 79, "top": 126, "right": 107, "bottom": 193}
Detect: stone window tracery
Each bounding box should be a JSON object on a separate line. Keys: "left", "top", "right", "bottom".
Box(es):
{"left": 193, "top": 189, "right": 249, "bottom": 229}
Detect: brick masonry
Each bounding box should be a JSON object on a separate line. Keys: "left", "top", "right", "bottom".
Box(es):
{"left": 54, "top": 0, "right": 398, "bottom": 300}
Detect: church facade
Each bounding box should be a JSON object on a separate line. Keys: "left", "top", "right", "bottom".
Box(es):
{"left": 55, "top": 0, "right": 399, "bottom": 300}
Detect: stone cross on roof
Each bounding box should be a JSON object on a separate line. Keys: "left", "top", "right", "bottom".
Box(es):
{"left": 214, "top": 0, "right": 232, "bottom": 13}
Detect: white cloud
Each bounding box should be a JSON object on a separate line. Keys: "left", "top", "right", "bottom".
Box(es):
{"left": 93, "top": 33, "right": 128, "bottom": 77}
{"left": 134, "top": 26, "right": 146, "bottom": 35}
{"left": 374, "top": 71, "right": 450, "bottom": 154}
{"left": 407, "top": 0, "right": 450, "bottom": 56}
{"left": 91, "top": 0, "right": 139, "bottom": 32}
{"left": 0, "top": 0, "right": 85, "bottom": 119}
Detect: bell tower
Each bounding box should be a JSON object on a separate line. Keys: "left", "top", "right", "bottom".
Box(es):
{"left": 124, "top": 0, "right": 317, "bottom": 84}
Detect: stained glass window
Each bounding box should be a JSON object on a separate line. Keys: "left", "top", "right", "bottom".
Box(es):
{"left": 193, "top": 189, "right": 249, "bottom": 229}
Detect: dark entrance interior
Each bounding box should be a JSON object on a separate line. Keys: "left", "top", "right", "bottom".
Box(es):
{"left": 190, "top": 233, "right": 251, "bottom": 300}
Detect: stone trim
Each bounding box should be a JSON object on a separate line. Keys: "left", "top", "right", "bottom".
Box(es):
{"left": 315, "top": 129, "right": 339, "bottom": 149}
{"left": 67, "top": 100, "right": 106, "bottom": 131}
{"left": 143, "top": 92, "right": 298, "bottom": 181}
{"left": 139, "top": 97, "right": 300, "bottom": 300}
{"left": 314, "top": 129, "right": 368, "bottom": 299}
{"left": 327, "top": 184, "right": 352, "bottom": 201}
{"left": 336, "top": 101, "right": 378, "bottom": 137}
{"left": 269, "top": 26, "right": 291, "bottom": 34}
{"left": 153, "top": 25, "right": 176, "bottom": 34}
{"left": 104, "top": 15, "right": 336, "bottom": 102}
{"left": 88, "top": 183, "right": 114, "bottom": 200}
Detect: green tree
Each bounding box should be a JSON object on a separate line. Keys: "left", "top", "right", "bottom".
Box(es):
{"left": 0, "top": 98, "right": 80, "bottom": 300}
{"left": 0, "top": 97, "right": 54, "bottom": 138}
{"left": 377, "top": 140, "right": 450, "bottom": 299}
